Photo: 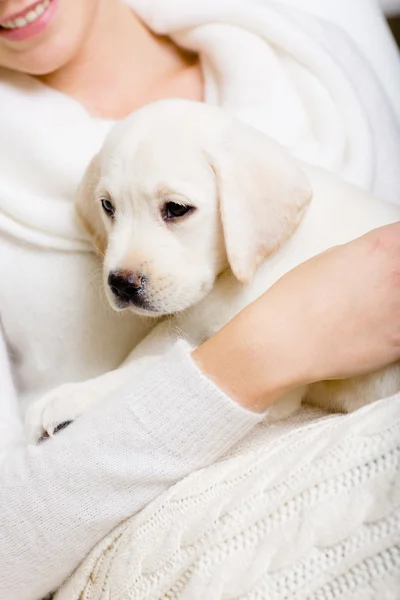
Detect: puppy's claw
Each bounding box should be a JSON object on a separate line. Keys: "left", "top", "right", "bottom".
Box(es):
{"left": 37, "top": 420, "right": 73, "bottom": 444}
{"left": 37, "top": 426, "right": 54, "bottom": 444}
{"left": 38, "top": 431, "right": 50, "bottom": 444}
{"left": 25, "top": 381, "right": 98, "bottom": 445}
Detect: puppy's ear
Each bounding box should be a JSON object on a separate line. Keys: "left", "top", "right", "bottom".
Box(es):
{"left": 75, "top": 154, "right": 107, "bottom": 256}
{"left": 208, "top": 121, "right": 312, "bottom": 283}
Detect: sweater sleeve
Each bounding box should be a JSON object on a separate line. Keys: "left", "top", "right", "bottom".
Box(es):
{"left": 0, "top": 340, "right": 265, "bottom": 600}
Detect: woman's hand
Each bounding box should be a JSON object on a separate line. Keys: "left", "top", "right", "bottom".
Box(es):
{"left": 193, "top": 223, "right": 400, "bottom": 412}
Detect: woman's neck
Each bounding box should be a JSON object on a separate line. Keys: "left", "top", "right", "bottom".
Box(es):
{"left": 38, "top": 2, "right": 203, "bottom": 119}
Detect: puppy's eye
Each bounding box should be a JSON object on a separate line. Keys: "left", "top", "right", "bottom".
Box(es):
{"left": 101, "top": 198, "right": 115, "bottom": 218}
{"left": 162, "top": 202, "right": 194, "bottom": 221}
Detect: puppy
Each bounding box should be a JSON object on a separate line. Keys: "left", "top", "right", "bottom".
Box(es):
{"left": 25, "top": 99, "right": 400, "bottom": 442}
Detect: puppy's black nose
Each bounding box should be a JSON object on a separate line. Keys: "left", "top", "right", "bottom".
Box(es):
{"left": 108, "top": 270, "right": 144, "bottom": 303}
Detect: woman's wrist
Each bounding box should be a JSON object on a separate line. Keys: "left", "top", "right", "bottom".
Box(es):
{"left": 192, "top": 294, "right": 306, "bottom": 413}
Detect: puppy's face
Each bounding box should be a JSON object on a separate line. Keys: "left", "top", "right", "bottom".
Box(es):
{"left": 97, "top": 141, "right": 226, "bottom": 315}
{"left": 77, "top": 100, "right": 312, "bottom": 316}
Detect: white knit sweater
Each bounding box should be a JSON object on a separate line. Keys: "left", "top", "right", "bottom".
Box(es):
{"left": 0, "top": 1, "right": 399, "bottom": 599}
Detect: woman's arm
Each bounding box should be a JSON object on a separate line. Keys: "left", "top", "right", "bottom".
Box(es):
{"left": 0, "top": 341, "right": 265, "bottom": 600}
{"left": 1, "top": 223, "right": 399, "bottom": 600}
{"left": 194, "top": 223, "right": 400, "bottom": 407}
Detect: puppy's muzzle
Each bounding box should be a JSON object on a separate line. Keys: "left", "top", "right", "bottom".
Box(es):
{"left": 108, "top": 270, "right": 147, "bottom": 308}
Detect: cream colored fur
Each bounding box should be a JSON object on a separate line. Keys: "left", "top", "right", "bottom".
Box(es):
{"left": 25, "top": 100, "right": 400, "bottom": 441}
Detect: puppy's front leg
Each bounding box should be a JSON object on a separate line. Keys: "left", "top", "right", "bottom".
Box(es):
{"left": 25, "top": 321, "right": 177, "bottom": 444}
{"left": 24, "top": 368, "right": 131, "bottom": 444}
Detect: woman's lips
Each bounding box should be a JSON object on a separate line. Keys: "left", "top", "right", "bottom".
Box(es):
{"left": 0, "top": 0, "right": 58, "bottom": 42}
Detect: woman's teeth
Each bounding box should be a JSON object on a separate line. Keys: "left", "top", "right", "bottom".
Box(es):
{"left": 1, "top": 0, "right": 50, "bottom": 29}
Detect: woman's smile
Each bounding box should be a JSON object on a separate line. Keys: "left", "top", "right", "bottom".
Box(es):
{"left": 0, "top": 0, "right": 57, "bottom": 41}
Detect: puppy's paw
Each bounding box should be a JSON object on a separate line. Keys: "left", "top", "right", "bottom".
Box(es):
{"left": 24, "top": 382, "right": 99, "bottom": 444}
{"left": 268, "top": 387, "right": 305, "bottom": 422}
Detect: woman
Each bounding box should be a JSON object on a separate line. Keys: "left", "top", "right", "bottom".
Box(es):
{"left": 0, "top": 1, "right": 399, "bottom": 598}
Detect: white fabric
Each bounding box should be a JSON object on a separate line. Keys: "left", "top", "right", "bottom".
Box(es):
{"left": 0, "top": 339, "right": 265, "bottom": 600}
{"left": 273, "top": 0, "right": 400, "bottom": 121}
{"left": 0, "top": 0, "right": 399, "bottom": 598}
{"left": 56, "top": 398, "right": 400, "bottom": 600}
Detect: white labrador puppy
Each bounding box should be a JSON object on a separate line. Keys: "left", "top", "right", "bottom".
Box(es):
{"left": 25, "top": 100, "right": 400, "bottom": 442}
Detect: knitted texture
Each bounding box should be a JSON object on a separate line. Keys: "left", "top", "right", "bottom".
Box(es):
{"left": 56, "top": 398, "right": 400, "bottom": 599}
{"left": 0, "top": 340, "right": 265, "bottom": 600}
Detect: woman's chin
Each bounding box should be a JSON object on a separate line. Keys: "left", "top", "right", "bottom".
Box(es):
{"left": 0, "top": 0, "right": 99, "bottom": 76}
{"left": 0, "top": 38, "right": 79, "bottom": 76}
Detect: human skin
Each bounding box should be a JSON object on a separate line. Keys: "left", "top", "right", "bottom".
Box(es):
{"left": 0, "top": 0, "right": 203, "bottom": 118}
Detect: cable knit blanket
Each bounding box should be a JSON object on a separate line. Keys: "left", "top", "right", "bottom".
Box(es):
{"left": 56, "top": 400, "right": 400, "bottom": 599}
